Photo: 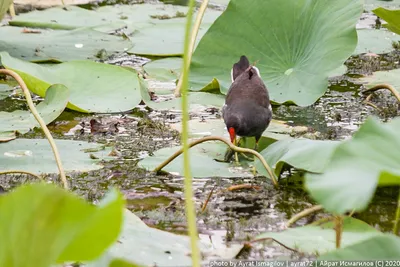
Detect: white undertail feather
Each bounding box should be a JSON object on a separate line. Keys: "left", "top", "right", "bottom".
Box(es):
{"left": 252, "top": 66, "right": 261, "bottom": 77}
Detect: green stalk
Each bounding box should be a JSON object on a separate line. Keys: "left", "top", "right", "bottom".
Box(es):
{"left": 393, "top": 187, "right": 400, "bottom": 235}
{"left": 181, "top": 0, "right": 200, "bottom": 266}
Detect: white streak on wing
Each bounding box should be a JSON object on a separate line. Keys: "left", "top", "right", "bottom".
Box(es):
{"left": 253, "top": 66, "right": 261, "bottom": 77}
{"left": 230, "top": 68, "right": 234, "bottom": 83}
{"left": 268, "top": 104, "right": 272, "bottom": 113}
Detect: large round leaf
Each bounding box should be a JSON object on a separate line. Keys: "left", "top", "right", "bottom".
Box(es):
{"left": 189, "top": 0, "right": 363, "bottom": 106}
{"left": 0, "top": 139, "right": 116, "bottom": 174}
{"left": 0, "top": 84, "right": 69, "bottom": 135}
{"left": 0, "top": 52, "right": 141, "bottom": 113}
{"left": 306, "top": 117, "right": 400, "bottom": 214}
{"left": 0, "top": 26, "right": 131, "bottom": 62}
{"left": 0, "top": 183, "right": 125, "bottom": 266}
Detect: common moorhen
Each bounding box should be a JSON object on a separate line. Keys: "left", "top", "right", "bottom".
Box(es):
{"left": 222, "top": 55, "right": 272, "bottom": 161}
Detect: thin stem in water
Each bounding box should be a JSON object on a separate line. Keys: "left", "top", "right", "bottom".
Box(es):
{"left": 0, "top": 69, "right": 69, "bottom": 190}
{"left": 181, "top": 0, "right": 200, "bottom": 266}
{"left": 286, "top": 205, "right": 323, "bottom": 228}
{"left": 174, "top": 0, "right": 210, "bottom": 97}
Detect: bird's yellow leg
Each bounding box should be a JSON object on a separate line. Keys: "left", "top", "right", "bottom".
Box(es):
{"left": 252, "top": 140, "right": 259, "bottom": 175}
{"left": 233, "top": 137, "right": 239, "bottom": 164}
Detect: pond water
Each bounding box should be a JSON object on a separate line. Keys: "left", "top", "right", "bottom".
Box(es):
{"left": 1, "top": 0, "right": 400, "bottom": 261}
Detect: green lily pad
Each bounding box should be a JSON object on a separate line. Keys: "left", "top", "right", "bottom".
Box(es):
{"left": 170, "top": 119, "right": 308, "bottom": 141}
{"left": 0, "top": 84, "right": 69, "bottom": 134}
{"left": 127, "top": 10, "right": 221, "bottom": 56}
{"left": 1, "top": 52, "right": 141, "bottom": 113}
{"left": 319, "top": 234, "right": 400, "bottom": 260}
{"left": 9, "top": 6, "right": 126, "bottom": 30}
{"left": 373, "top": 7, "right": 400, "bottom": 35}
{"left": 143, "top": 57, "right": 181, "bottom": 82}
{"left": 0, "top": 83, "right": 13, "bottom": 100}
{"left": 0, "top": 138, "right": 116, "bottom": 174}
{"left": 9, "top": 4, "right": 187, "bottom": 32}
{"left": 139, "top": 142, "right": 253, "bottom": 178}
{"left": 355, "top": 29, "right": 400, "bottom": 55}
{"left": 254, "top": 138, "right": 341, "bottom": 179}
{"left": 189, "top": 0, "right": 362, "bottom": 106}
{"left": 86, "top": 209, "right": 242, "bottom": 266}
{"left": 359, "top": 68, "right": 400, "bottom": 89}
{"left": 0, "top": 26, "right": 131, "bottom": 62}
{"left": 0, "top": 131, "right": 16, "bottom": 142}
{"left": 139, "top": 75, "right": 226, "bottom": 109}
{"left": 306, "top": 117, "right": 400, "bottom": 214}
{"left": 144, "top": 57, "right": 347, "bottom": 83}
{"left": 0, "top": 183, "right": 125, "bottom": 266}
{"left": 138, "top": 119, "right": 309, "bottom": 178}
{"left": 256, "top": 217, "right": 383, "bottom": 255}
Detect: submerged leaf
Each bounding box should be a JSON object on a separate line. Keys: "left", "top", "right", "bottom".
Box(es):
{"left": 306, "top": 117, "right": 400, "bottom": 214}
{"left": 0, "top": 183, "right": 125, "bottom": 266}
{"left": 256, "top": 217, "right": 383, "bottom": 255}
{"left": 189, "top": 0, "right": 362, "bottom": 106}
{"left": 0, "top": 84, "right": 69, "bottom": 134}
{"left": 318, "top": 234, "right": 400, "bottom": 260}
{"left": 0, "top": 52, "right": 141, "bottom": 113}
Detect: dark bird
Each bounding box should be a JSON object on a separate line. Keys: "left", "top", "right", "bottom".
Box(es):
{"left": 222, "top": 55, "right": 272, "bottom": 157}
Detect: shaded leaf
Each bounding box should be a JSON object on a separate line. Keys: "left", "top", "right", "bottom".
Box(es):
{"left": 1, "top": 52, "right": 141, "bottom": 113}
{"left": 0, "top": 183, "right": 125, "bottom": 266}
{"left": 0, "top": 84, "right": 69, "bottom": 134}
{"left": 255, "top": 139, "right": 340, "bottom": 179}
{"left": 256, "top": 217, "right": 383, "bottom": 255}
{"left": 0, "top": 138, "right": 116, "bottom": 174}
{"left": 373, "top": 7, "right": 400, "bottom": 35}
{"left": 189, "top": 0, "right": 362, "bottom": 106}
{"left": 306, "top": 117, "right": 400, "bottom": 214}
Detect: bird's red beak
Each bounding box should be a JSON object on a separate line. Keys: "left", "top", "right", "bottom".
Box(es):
{"left": 228, "top": 127, "right": 236, "bottom": 143}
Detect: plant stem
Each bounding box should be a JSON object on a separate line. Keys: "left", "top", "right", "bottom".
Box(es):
{"left": 393, "top": 187, "right": 400, "bottom": 236}
{"left": 0, "top": 170, "right": 42, "bottom": 180}
{"left": 174, "top": 0, "right": 210, "bottom": 97}
{"left": 9, "top": 3, "right": 16, "bottom": 17}
{"left": 153, "top": 136, "right": 278, "bottom": 187}
{"left": 286, "top": 205, "right": 323, "bottom": 228}
{"left": 363, "top": 84, "right": 400, "bottom": 103}
{"left": 0, "top": 69, "right": 69, "bottom": 190}
{"left": 334, "top": 215, "right": 343, "bottom": 249}
{"left": 181, "top": 0, "right": 200, "bottom": 266}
